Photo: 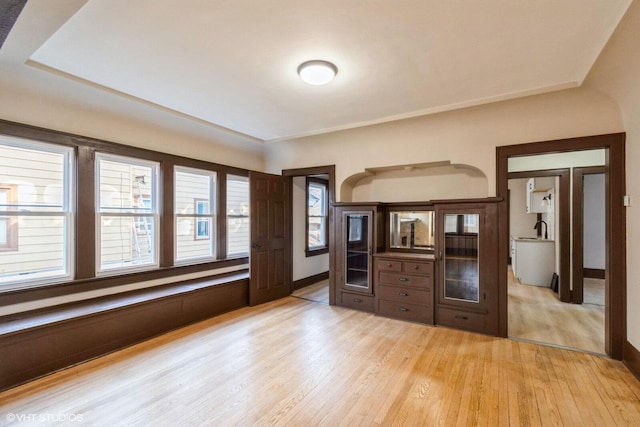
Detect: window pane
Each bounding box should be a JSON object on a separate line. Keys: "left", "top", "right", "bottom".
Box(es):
{"left": 0, "top": 137, "right": 72, "bottom": 287}
{"left": 0, "top": 144, "right": 67, "bottom": 212}
{"left": 176, "top": 217, "right": 213, "bottom": 260}
{"left": 227, "top": 175, "right": 249, "bottom": 255}
{"left": 0, "top": 216, "right": 68, "bottom": 284}
{"left": 175, "top": 170, "right": 212, "bottom": 214}
{"left": 100, "top": 216, "right": 155, "bottom": 270}
{"left": 308, "top": 217, "right": 326, "bottom": 248}
{"left": 174, "top": 167, "right": 215, "bottom": 263}
{"left": 308, "top": 183, "right": 326, "bottom": 216}
{"left": 99, "top": 159, "right": 154, "bottom": 213}
{"left": 0, "top": 218, "right": 7, "bottom": 244}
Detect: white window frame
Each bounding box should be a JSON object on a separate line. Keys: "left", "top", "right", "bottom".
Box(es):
{"left": 0, "top": 135, "right": 74, "bottom": 290}
{"left": 95, "top": 153, "right": 159, "bottom": 275}
{"left": 174, "top": 166, "right": 216, "bottom": 264}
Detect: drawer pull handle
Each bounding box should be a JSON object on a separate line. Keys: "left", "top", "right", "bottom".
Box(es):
{"left": 387, "top": 263, "right": 393, "bottom": 267}
{"left": 398, "top": 292, "right": 408, "bottom": 297}
{"left": 354, "top": 298, "right": 362, "bottom": 303}
{"left": 399, "top": 307, "right": 409, "bottom": 312}
{"left": 414, "top": 265, "right": 420, "bottom": 270}
{"left": 454, "top": 315, "right": 469, "bottom": 320}
{"left": 398, "top": 277, "right": 409, "bottom": 282}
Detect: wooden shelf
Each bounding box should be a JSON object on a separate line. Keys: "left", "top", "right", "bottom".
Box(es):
{"left": 347, "top": 267, "right": 368, "bottom": 273}
{"left": 445, "top": 254, "right": 478, "bottom": 260}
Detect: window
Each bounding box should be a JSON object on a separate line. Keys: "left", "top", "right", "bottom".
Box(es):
{"left": 227, "top": 175, "right": 249, "bottom": 256}
{"left": 175, "top": 167, "right": 216, "bottom": 262}
{"left": 306, "top": 177, "right": 328, "bottom": 255}
{"left": 0, "top": 136, "right": 74, "bottom": 288}
{"left": 0, "top": 185, "right": 18, "bottom": 251}
{"left": 96, "top": 153, "right": 159, "bottom": 273}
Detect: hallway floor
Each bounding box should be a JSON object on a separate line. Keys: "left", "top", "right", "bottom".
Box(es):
{"left": 508, "top": 267, "right": 605, "bottom": 354}
{"left": 291, "top": 280, "right": 330, "bottom": 305}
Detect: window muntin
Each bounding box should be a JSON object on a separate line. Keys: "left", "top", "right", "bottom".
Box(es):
{"left": 175, "top": 167, "right": 216, "bottom": 262}
{"left": 0, "top": 137, "right": 74, "bottom": 288}
{"left": 306, "top": 178, "right": 328, "bottom": 254}
{"left": 96, "top": 153, "right": 159, "bottom": 273}
{"left": 227, "top": 175, "right": 249, "bottom": 256}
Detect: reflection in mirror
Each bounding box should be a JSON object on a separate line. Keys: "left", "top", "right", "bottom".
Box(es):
{"left": 389, "top": 211, "right": 435, "bottom": 251}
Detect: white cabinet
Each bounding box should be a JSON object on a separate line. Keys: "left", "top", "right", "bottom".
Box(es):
{"left": 526, "top": 178, "right": 551, "bottom": 214}
{"left": 513, "top": 238, "right": 555, "bottom": 286}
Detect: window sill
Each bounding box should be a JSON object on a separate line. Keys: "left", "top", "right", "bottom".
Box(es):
{"left": 305, "top": 247, "right": 329, "bottom": 257}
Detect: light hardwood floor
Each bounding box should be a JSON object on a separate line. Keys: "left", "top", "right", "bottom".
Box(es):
{"left": 1, "top": 297, "right": 638, "bottom": 426}
{"left": 508, "top": 267, "right": 605, "bottom": 354}
{"left": 291, "top": 279, "right": 329, "bottom": 304}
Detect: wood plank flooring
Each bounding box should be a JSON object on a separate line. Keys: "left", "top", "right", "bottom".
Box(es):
{"left": 1, "top": 297, "right": 638, "bottom": 426}
{"left": 291, "top": 280, "right": 329, "bottom": 304}
{"left": 508, "top": 267, "right": 605, "bottom": 354}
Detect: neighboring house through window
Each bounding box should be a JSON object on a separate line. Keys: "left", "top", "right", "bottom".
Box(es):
{"left": 227, "top": 175, "right": 249, "bottom": 256}
{"left": 96, "top": 153, "right": 159, "bottom": 273}
{"left": 0, "top": 185, "right": 18, "bottom": 251}
{"left": 175, "top": 167, "right": 216, "bottom": 262}
{"left": 306, "top": 177, "right": 329, "bottom": 256}
{"left": 0, "top": 136, "right": 74, "bottom": 289}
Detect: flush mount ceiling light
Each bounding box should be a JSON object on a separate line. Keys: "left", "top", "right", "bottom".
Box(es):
{"left": 297, "top": 60, "right": 338, "bottom": 85}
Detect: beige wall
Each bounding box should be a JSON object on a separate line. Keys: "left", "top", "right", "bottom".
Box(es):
{"left": 585, "top": 0, "right": 640, "bottom": 348}
{"left": 265, "top": 87, "right": 622, "bottom": 200}
{"left": 347, "top": 164, "right": 487, "bottom": 203}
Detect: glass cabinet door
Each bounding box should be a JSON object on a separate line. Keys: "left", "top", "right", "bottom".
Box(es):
{"left": 344, "top": 212, "right": 372, "bottom": 291}
{"left": 443, "top": 213, "right": 479, "bottom": 303}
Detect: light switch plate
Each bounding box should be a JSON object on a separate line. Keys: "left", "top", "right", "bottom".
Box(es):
{"left": 624, "top": 195, "right": 631, "bottom": 206}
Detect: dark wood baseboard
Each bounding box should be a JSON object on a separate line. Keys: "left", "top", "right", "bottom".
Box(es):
{"left": 0, "top": 273, "right": 249, "bottom": 392}
{"left": 584, "top": 268, "right": 605, "bottom": 279}
{"left": 623, "top": 340, "right": 640, "bottom": 381}
{"left": 292, "top": 271, "right": 329, "bottom": 291}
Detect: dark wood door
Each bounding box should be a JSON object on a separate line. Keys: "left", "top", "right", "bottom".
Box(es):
{"left": 249, "top": 171, "right": 291, "bottom": 306}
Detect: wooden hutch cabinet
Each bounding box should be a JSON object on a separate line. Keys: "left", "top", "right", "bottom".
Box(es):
{"left": 331, "top": 199, "right": 500, "bottom": 336}
{"left": 434, "top": 200, "right": 500, "bottom": 335}
{"left": 334, "top": 203, "right": 385, "bottom": 312}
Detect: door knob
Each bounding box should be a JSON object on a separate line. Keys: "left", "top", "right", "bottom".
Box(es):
{"left": 251, "top": 243, "right": 261, "bottom": 249}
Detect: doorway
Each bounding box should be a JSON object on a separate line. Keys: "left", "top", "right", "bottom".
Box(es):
{"left": 497, "top": 133, "right": 626, "bottom": 359}
{"left": 282, "top": 165, "right": 336, "bottom": 305}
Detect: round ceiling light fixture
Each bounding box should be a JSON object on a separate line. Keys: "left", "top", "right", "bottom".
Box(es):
{"left": 297, "top": 60, "right": 338, "bottom": 85}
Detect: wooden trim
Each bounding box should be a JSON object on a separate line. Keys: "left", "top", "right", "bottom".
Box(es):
{"left": 292, "top": 271, "right": 329, "bottom": 291}
{"left": 0, "top": 119, "right": 250, "bottom": 177}
{"left": 282, "top": 165, "right": 336, "bottom": 305}
{"left": 496, "top": 132, "right": 626, "bottom": 360}
{"left": 0, "top": 274, "right": 249, "bottom": 392}
{"left": 572, "top": 166, "right": 607, "bottom": 304}
{"left": 75, "top": 146, "right": 96, "bottom": 279}
{"left": 161, "top": 160, "right": 175, "bottom": 268}
{"left": 509, "top": 168, "right": 570, "bottom": 302}
{"left": 584, "top": 268, "right": 605, "bottom": 279}
{"left": 623, "top": 340, "right": 640, "bottom": 381}
{"left": 0, "top": 257, "right": 248, "bottom": 306}
{"left": 217, "top": 171, "right": 228, "bottom": 260}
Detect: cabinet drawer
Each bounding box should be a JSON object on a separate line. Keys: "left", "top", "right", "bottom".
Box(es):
{"left": 376, "top": 259, "right": 402, "bottom": 272}
{"left": 377, "top": 300, "right": 433, "bottom": 324}
{"left": 403, "top": 261, "right": 433, "bottom": 276}
{"left": 377, "top": 285, "right": 431, "bottom": 306}
{"left": 436, "top": 306, "right": 486, "bottom": 334}
{"left": 340, "top": 292, "right": 374, "bottom": 312}
{"left": 378, "top": 272, "right": 432, "bottom": 288}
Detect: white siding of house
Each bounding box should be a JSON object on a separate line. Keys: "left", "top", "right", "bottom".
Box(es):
{"left": 0, "top": 145, "right": 68, "bottom": 278}
{"left": 227, "top": 176, "right": 249, "bottom": 256}
{"left": 175, "top": 169, "right": 215, "bottom": 261}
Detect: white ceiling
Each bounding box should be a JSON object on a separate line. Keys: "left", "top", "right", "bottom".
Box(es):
{"left": 8, "top": 0, "right": 635, "bottom": 142}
